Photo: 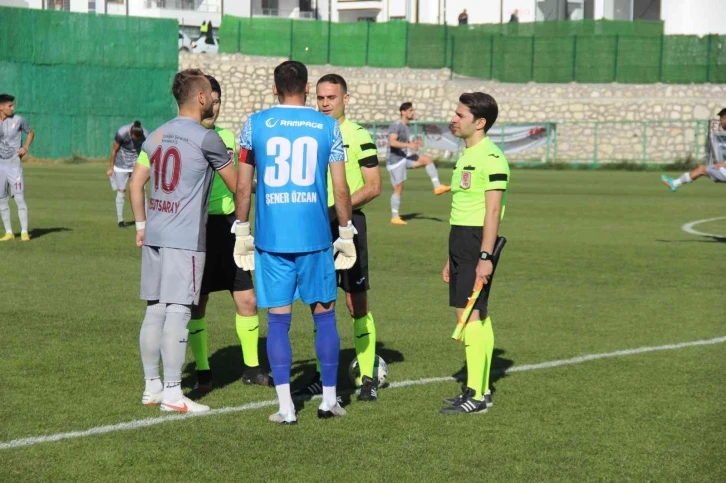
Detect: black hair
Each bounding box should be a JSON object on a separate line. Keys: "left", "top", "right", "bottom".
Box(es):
{"left": 317, "top": 74, "right": 347, "bottom": 95}
{"left": 0, "top": 94, "right": 15, "bottom": 104}
{"left": 459, "top": 92, "right": 498, "bottom": 133}
{"left": 718, "top": 108, "right": 726, "bottom": 118}
{"left": 171, "top": 68, "right": 208, "bottom": 105}
{"left": 206, "top": 74, "right": 221, "bottom": 97}
{"left": 399, "top": 102, "right": 413, "bottom": 112}
{"left": 130, "top": 120, "right": 145, "bottom": 140}
{"left": 274, "top": 61, "right": 308, "bottom": 97}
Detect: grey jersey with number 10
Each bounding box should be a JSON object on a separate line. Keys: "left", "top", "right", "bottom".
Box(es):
{"left": 142, "top": 117, "right": 232, "bottom": 252}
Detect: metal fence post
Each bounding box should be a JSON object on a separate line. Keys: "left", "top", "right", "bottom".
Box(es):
{"left": 641, "top": 122, "right": 647, "bottom": 164}
{"left": 572, "top": 35, "right": 577, "bottom": 81}
{"left": 489, "top": 35, "right": 495, "bottom": 79}
{"left": 613, "top": 35, "right": 620, "bottom": 82}
{"left": 593, "top": 122, "right": 599, "bottom": 165}
{"left": 327, "top": 18, "right": 332, "bottom": 64}
{"left": 237, "top": 19, "right": 242, "bottom": 53}
{"left": 404, "top": 22, "right": 409, "bottom": 66}
{"left": 365, "top": 20, "right": 371, "bottom": 66}
{"left": 530, "top": 36, "right": 535, "bottom": 81}
{"left": 449, "top": 36, "right": 455, "bottom": 80}
{"left": 657, "top": 34, "right": 664, "bottom": 82}
{"left": 705, "top": 35, "right": 713, "bottom": 83}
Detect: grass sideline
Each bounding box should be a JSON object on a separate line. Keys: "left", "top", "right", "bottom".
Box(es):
{"left": 2, "top": 165, "right": 724, "bottom": 481}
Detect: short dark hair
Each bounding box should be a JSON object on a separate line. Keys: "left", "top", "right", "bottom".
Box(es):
{"left": 399, "top": 102, "right": 413, "bottom": 112}
{"left": 206, "top": 75, "right": 221, "bottom": 98}
{"left": 0, "top": 94, "right": 14, "bottom": 104}
{"left": 130, "top": 120, "right": 145, "bottom": 140}
{"left": 317, "top": 74, "right": 347, "bottom": 95}
{"left": 171, "top": 69, "right": 208, "bottom": 105}
{"left": 459, "top": 92, "right": 498, "bottom": 133}
{"left": 274, "top": 61, "right": 308, "bottom": 97}
{"left": 718, "top": 108, "right": 726, "bottom": 118}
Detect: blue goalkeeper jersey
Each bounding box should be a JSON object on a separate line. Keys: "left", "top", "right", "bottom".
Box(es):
{"left": 240, "top": 105, "right": 346, "bottom": 253}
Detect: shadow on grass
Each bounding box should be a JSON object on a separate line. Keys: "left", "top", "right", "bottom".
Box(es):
{"left": 401, "top": 212, "right": 445, "bottom": 223}
{"left": 183, "top": 338, "right": 405, "bottom": 406}
{"left": 28, "top": 227, "right": 72, "bottom": 239}
{"left": 451, "top": 348, "right": 515, "bottom": 398}
{"left": 656, "top": 237, "right": 726, "bottom": 244}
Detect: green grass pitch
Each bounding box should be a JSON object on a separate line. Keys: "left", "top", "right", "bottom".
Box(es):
{"left": 2, "top": 165, "right": 724, "bottom": 481}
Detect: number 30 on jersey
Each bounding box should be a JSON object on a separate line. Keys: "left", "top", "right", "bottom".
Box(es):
{"left": 265, "top": 136, "right": 318, "bottom": 188}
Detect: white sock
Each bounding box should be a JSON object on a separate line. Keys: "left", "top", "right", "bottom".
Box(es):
{"left": 139, "top": 303, "right": 166, "bottom": 382}
{"left": 425, "top": 163, "right": 441, "bottom": 188}
{"left": 0, "top": 197, "right": 12, "bottom": 234}
{"left": 161, "top": 304, "right": 191, "bottom": 402}
{"left": 677, "top": 172, "right": 692, "bottom": 186}
{"left": 274, "top": 383, "right": 295, "bottom": 419}
{"left": 116, "top": 191, "right": 125, "bottom": 223}
{"left": 14, "top": 194, "right": 28, "bottom": 233}
{"left": 145, "top": 377, "right": 162, "bottom": 394}
{"left": 391, "top": 194, "right": 401, "bottom": 219}
{"left": 322, "top": 385, "right": 337, "bottom": 410}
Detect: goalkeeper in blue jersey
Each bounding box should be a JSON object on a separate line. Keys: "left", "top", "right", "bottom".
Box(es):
{"left": 233, "top": 61, "right": 356, "bottom": 425}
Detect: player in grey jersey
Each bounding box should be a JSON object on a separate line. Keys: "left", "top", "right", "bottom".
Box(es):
{"left": 128, "top": 69, "right": 237, "bottom": 413}
{"left": 661, "top": 108, "right": 726, "bottom": 192}
{"left": 0, "top": 93, "right": 34, "bottom": 242}
{"left": 107, "top": 121, "right": 149, "bottom": 228}
{"left": 386, "top": 102, "right": 450, "bottom": 225}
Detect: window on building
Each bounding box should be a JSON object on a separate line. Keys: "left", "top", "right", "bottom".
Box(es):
{"left": 634, "top": 0, "right": 660, "bottom": 20}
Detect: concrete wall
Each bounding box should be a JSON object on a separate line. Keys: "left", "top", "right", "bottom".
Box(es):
{"left": 180, "top": 53, "right": 726, "bottom": 163}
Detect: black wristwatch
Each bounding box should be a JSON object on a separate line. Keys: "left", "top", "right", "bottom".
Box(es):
{"left": 479, "top": 251, "right": 492, "bottom": 261}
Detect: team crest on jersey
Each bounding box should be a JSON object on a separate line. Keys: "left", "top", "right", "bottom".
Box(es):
{"left": 227, "top": 149, "right": 234, "bottom": 163}
{"left": 460, "top": 171, "right": 471, "bottom": 190}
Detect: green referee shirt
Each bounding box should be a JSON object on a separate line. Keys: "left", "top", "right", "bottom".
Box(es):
{"left": 326, "top": 119, "right": 379, "bottom": 208}
{"left": 135, "top": 126, "right": 237, "bottom": 215}
{"left": 450, "top": 136, "right": 510, "bottom": 226}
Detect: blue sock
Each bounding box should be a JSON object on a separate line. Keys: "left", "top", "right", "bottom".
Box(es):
{"left": 267, "top": 312, "right": 292, "bottom": 386}
{"left": 313, "top": 309, "right": 340, "bottom": 388}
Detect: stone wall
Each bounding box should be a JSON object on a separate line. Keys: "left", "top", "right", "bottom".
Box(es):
{"left": 180, "top": 53, "right": 726, "bottom": 164}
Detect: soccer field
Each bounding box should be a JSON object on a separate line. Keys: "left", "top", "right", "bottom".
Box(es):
{"left": 2, "top": 165, "right": 724, "bottom": 482}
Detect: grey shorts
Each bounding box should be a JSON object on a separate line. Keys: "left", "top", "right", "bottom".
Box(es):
{"left": 706, "top": 165, "right": 726, "bottom": 182}
{"left": 386, "top": 155, "right": 419, "bottom": 186}
{"left": 0, "top": 163, "right": 24, "bottom": 197}
{"left": 140, "top": 246, "right": 206, "bottom": 305}
{"left": 110, "top": 171, "right": 131, "bottom": 191}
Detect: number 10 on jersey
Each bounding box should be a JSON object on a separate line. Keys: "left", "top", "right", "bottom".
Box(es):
{"left": 265, "top": 136, "right": 318, "bottom": 188}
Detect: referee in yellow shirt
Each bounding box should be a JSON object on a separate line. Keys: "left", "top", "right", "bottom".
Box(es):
{"left": 440, "top": 92, "right": 510, "bottom": 415}
{"left": 294, "top": 73, "right": 383, "bottom": 401}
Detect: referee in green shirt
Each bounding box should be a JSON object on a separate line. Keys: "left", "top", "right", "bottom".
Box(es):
{"left": 440, "top": 92, "right": 510, "bottom": 415}
{"left": 294, "top": 73, "right": 383, "bottom": 401}
{"left": 136, "top": 75, "right": 270, "bottom": 393}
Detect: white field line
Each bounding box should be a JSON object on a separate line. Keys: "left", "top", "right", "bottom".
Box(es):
{"left": 2, "top": 335, "right": 725, "bottom": 451}
{"left": 681, "top": 217, "right": 726, "bottom": 238}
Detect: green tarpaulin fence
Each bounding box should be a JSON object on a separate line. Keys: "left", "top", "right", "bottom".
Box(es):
{"left": 219, "top": 16, "right": 724, "bottom": 85}
{"left": 0, "top": 7, "right": 178, "bottom": 159}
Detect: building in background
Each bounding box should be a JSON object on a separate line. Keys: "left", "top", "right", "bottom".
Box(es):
{"left": 2, "top": 0, "right": 724, "bottom": 34}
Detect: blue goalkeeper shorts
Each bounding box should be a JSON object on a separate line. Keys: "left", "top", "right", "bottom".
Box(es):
{"left": 254, "top": 247, "right": 337, "bottom": 308}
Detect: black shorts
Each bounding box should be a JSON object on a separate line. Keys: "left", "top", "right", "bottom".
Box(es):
{"left": 201, "top": 215, "right": 254, "bottom": 295}
{"left": 330, "top": 210, "right": 369, "bottom": 294}
{"left": 448, "top": 226, "right": 504, "bottom": 315}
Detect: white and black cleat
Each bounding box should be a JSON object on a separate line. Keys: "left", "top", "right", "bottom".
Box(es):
{"left": 318, "top": 402, "right": 346, "bottom": 419}
{"left": 439, "top": 388, "right": 487, "bottom": 415}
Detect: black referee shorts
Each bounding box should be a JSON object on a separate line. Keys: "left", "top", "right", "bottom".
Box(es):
{"left": 330, "top": 210, "right": 369, "bottom": 294}
{"left": 448, "top": 226, "right": 503, "bottom": 315}
{"left": 200, "top": 214, "right": 254, "bottom": 295}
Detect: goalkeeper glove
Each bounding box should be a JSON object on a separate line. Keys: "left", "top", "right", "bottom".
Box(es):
{"left": 333, "top": 221, "right": 357, "bottom": 270}
{"left": 232, "top": 221, "right": 255, "bottom": 271}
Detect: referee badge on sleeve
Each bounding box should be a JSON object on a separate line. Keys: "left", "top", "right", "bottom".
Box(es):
{"left": 460, "top": 171, "right": 472, "bottom": 190}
